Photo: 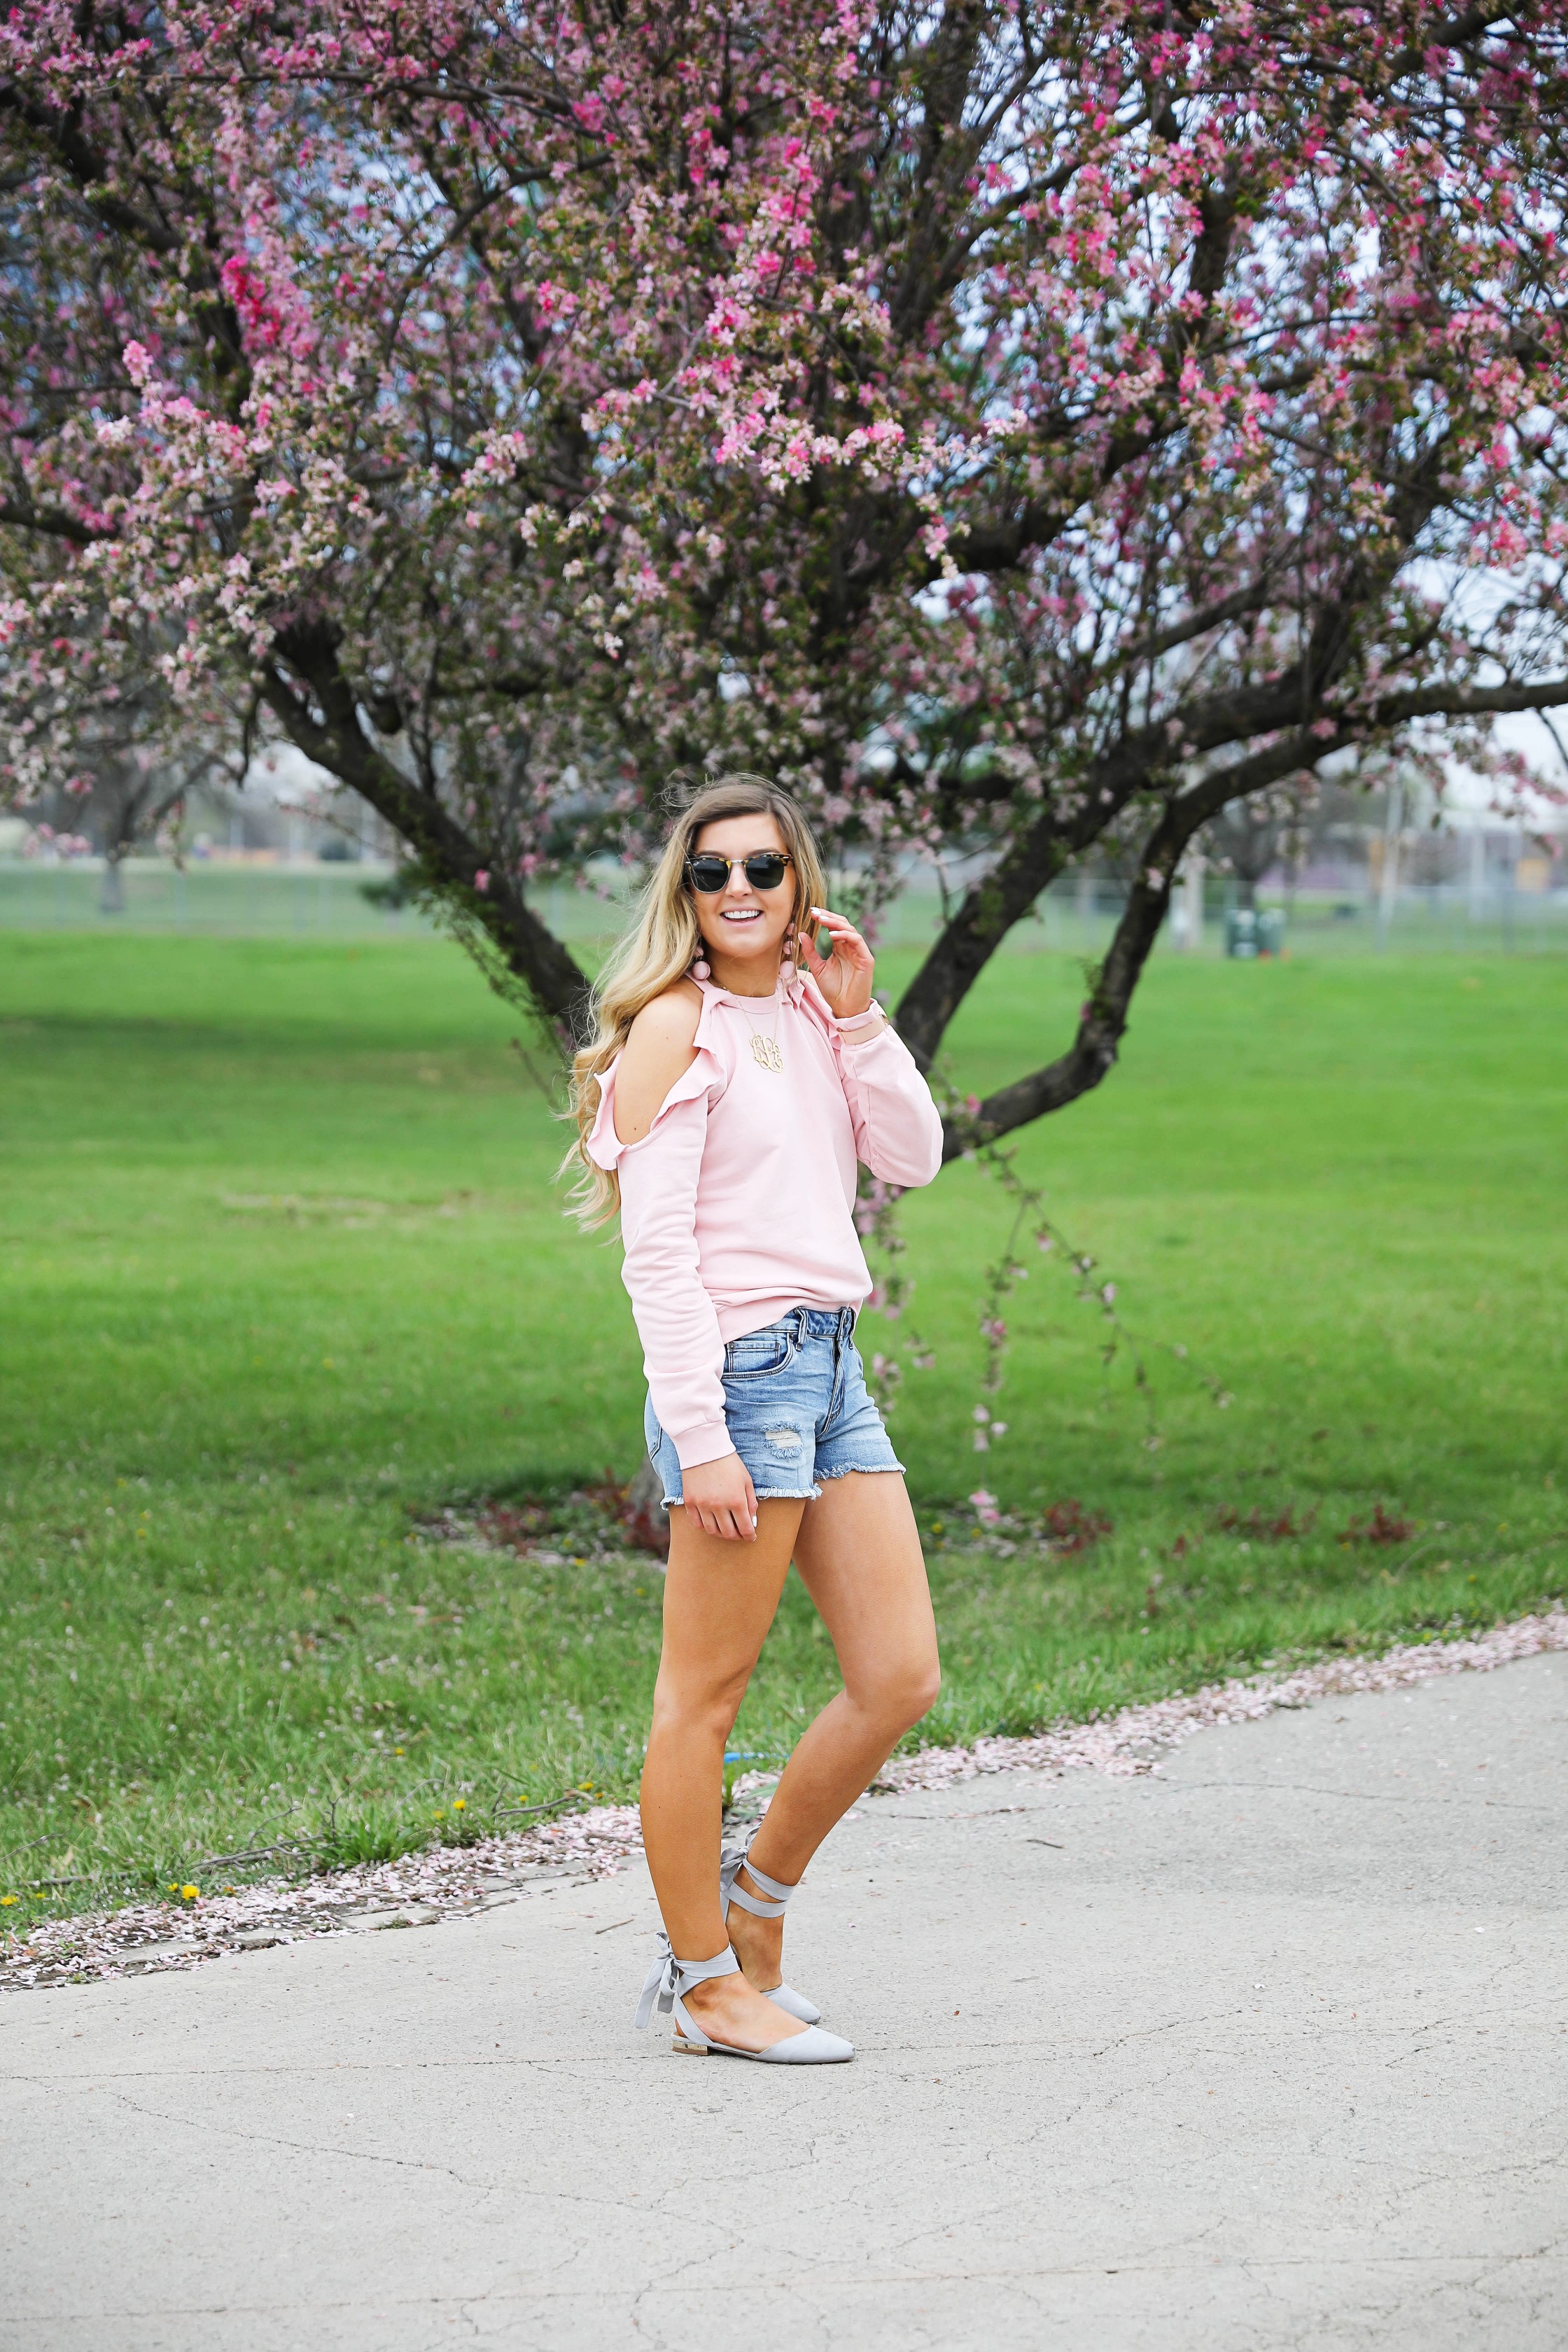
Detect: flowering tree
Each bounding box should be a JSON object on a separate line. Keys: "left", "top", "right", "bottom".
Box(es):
{"left": 4, "top": 1, "right": 1568, "bottom": 1144}
{"left": 25, "top": 673, "right": 241, "bottom": 906}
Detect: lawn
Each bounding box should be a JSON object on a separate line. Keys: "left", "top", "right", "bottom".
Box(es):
{"left": 2, "top": 928, "right": 1565, "bottom": 1929}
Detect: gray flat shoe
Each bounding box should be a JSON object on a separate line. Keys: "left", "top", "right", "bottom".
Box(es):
{"left": 720, "top": 1825, "right": 822, "bottom": 2025}
{"left": 634, "top": 1938, "right": 853, "bottom": 2064}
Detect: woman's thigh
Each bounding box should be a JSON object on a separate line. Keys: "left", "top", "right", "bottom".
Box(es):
{"left": 657, "top": 1497, "right": 808, "bottom": 1706}
{"left": 791, "top": 1471, "right": 939, "bottom": 1705}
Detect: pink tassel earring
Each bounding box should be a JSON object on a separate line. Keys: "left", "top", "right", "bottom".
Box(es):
{"left": 780, "top": 926, "right": 796, "bottom": 983}
{"left": 692, "top": 953, "right": 710, "bottom": 980}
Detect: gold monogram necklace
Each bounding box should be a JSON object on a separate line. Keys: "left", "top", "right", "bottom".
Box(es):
{"left": 740, "top": 991, "right": 783, "bottom": 1073}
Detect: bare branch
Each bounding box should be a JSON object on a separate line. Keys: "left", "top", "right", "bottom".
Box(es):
{"left": 942, "top": 722, "right": 1349, "bottom": 1152}
{"left": 0, "top": 498, "right": 113, "bottom": 546}
{"left": 260, "top": 632, "right": 592, "bottom": 1046}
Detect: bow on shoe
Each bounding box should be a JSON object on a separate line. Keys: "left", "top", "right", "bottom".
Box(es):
{"left": 634, "top": 1933, "right": 678, "bottom": 2031}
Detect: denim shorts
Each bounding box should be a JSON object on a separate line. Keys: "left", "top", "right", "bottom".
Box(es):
{"left": 645, "top": 1306, "right": 904, "bottom": 1506}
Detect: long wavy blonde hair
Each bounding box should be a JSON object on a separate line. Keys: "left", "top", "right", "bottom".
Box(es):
{"left": 562, "top": 774, "right": 829, "bottom": 1226}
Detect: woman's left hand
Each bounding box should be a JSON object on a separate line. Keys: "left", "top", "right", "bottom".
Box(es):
{"left": 797, "top": 905, "right": 875, "bottom": 1018}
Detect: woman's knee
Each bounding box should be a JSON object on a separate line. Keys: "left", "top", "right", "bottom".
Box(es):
{"left": 850, "top": 1652, "right": 941, "bottom": 1734}
{"left": 650, "top": 1667, "right": 750, "bottom": 1743}
{"left": 900, "top": 1656, "right": 942, "bottom": 1727}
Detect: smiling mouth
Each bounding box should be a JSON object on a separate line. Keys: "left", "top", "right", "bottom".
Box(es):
{"left": 720, "top": 908, "right": 763, "bottom": 923}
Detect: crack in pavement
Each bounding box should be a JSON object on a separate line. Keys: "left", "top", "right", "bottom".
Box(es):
{"left": 0, "top": 2050, "right": 692, "bottom": 2090}
{"left": 29, "top": 2080, "right": 699, "bottom": 2234}
{"left": 65, "top": 2077, "right": 488, "bottom": 2191}
{"left": 1168, "top": 1778, "right": 1559, "bottom": 1816}
{"left": 9, "top": 1654, "right": 1564, "bottom": 2352}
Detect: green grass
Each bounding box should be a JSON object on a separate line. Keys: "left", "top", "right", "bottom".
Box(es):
{"left": 2, "top": 930, "right": 1566, "bottom": 1934}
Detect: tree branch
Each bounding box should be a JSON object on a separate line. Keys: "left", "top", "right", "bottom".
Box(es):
{"left": 1361, "top": 676, "right": 1568, "bottom": 724}
{"left": 0, "top": 498, "right": 112, "bottom": 545}
{"left": 1387, "top": 8, "right": 1513, "bottom": 76}
{"left": 1121, "top": 575, "right": 1278, "bottom": 664}
{"left": 0, "top": 88, "right": 181, "bottom": 253}
{"left": 940, "top": 723, "right": 1348, "bottom": 1154}
{"left": 931, "top": 650, "right": 1568, "bottom": 1147}
{"left": 260, "top": 630, "right": 592, "bottom": 1046}
{"left": 893, "top": 666, "right": 1326, "bottom": 1065}
{"left": 951, "top": 496, "right": 1072, "bottom": 577}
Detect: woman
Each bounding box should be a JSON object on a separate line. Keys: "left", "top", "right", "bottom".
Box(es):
{"left": 566, "top": 776, "right": 945, "bottom": 2064}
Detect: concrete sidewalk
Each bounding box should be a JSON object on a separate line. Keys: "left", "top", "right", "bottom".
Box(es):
{"left": 4, "top": 1653, "right": 1564, "bottom": 2352}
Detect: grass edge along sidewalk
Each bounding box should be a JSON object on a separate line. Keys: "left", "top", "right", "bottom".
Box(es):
{"left": 6, "top": 1606, "right": 1563, "bottom": 1994}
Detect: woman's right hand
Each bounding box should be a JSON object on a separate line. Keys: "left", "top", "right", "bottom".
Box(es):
{"left": 680, "top": 1452, "right": 759, "bottom": 1541}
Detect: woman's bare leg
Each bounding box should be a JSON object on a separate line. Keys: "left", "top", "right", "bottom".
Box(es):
{"left": 640, "top": 1494, "right": 811, "bottom": 2049}
{"left": 725, "top": 1471, "right": 939, "bottom": 1991}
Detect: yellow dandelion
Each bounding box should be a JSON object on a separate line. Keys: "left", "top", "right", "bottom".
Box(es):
{"left": 451, "top": 1798, "right": 466, "bottom": 1811}
{"left": 1, "top": 1894, "right": 18, "bottom": 1907}
{"left": 181, "top": 1884, "right": 200, "bottom": 1901}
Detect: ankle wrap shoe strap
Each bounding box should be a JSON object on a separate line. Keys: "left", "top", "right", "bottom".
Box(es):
{"left": 721, "top": 1826, "right": 799, "bottom": 1921}
{"left": 634, "top": 1937, "right": 740, "bottom": 2031}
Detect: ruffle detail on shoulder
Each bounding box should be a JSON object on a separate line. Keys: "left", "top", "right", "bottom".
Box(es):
{"left": 584, "top": 994, "right": 730, "bottom": 1170}
{"left": 787, "top": 967, "right": 840, "bottom": 1044}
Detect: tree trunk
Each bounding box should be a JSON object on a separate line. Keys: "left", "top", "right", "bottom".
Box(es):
{"left": 261, "top": 636, "right": 594, "bottom": 1046}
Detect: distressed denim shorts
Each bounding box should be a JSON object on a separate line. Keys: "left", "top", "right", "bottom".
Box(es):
{"left": 645, "top": 1306, "right": 904, "bottom": 1506}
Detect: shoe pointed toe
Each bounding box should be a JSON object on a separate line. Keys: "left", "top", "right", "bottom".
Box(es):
{"left": 760, "top": 2023, "right": 853, "bottom": 2064}
{"left": 766, "top": 1979, "right": 822, "bottom": 2025}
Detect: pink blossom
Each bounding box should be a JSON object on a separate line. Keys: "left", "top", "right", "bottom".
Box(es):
{"left": 0, "top": 0, "right": 1561, "bottom": 1234}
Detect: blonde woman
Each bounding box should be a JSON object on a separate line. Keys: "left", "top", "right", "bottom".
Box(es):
{"left": 566, "top": 776, "right": 945, "bottom": 2064}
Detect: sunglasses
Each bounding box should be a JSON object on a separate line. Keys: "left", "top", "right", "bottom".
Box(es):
{"left": 685, "top": 850, "right": 794, "bottom": 895}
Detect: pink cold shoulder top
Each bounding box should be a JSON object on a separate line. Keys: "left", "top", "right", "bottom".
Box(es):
{"left": 585, "top": 972, "right": 945, "bottom": 1471}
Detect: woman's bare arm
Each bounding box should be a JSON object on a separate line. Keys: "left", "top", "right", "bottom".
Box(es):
{"left": 612, "top": 982, "right": 703, "bottom": 1147}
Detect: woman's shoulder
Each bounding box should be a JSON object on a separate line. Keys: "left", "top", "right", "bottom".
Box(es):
{"left": 625, "top": 979, "right": 704, "bottom": 1054}
{"left": 613, "top": 981, "right": 710, "bottom": 1148}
